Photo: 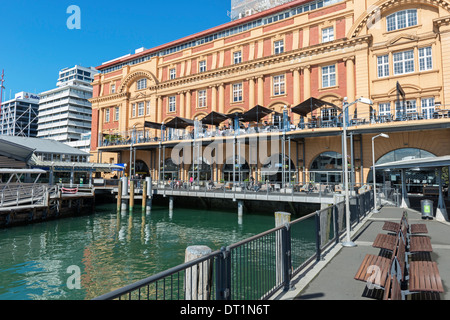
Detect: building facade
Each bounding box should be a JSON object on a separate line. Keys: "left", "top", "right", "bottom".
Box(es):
{"left": 38, "top": 65, "right": 98, "bottom": 151}
{"left": 90, "top": 0, "right": 450, "bottom": 188}
{"left": 0, "top": 92, "right": 40, "bottom": 137}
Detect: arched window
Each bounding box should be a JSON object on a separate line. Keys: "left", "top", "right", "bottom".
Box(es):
{"left": 368, "top": 148, "right": 436, "bottom": 191}
{"left": 310, "top": 151, "right": 343, "bottom": 184}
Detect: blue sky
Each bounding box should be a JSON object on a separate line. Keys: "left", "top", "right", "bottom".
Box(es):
{"left": 1, "top": 0, "right": 231, "bottom": 100}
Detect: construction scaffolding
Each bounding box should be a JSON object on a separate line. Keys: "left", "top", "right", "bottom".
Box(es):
{"left": 229, "top": 0, "right": 296, "bottom": 20}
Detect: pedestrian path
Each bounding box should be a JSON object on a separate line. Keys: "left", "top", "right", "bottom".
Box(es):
{"left": 274, "top": 206, "right": 450, "bottom": 300}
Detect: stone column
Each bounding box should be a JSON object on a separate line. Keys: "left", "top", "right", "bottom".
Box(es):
{"left": 302, "top": 65, "right": 311, "bottom": 100}
{"left": 186, "top": 90, "right": 192, "bottom": 119}
{"left": 257, "top": 75, "right": 264, "bottom": 106}
{"left": 211, "top": 85, "right": 218, "bottom": 112}
{"left": 179, "top": 91, "right": 185, "bottom": 118}
{"left": 218, "top": 84, "right": 225, "bottom": 114}
{"left": 248, "top": 77, "right": 256, "bottom": 108}
{"left": 344, "top": 56, "right": 356, "bottom": 115}
{"left": 157, "top": 96, "right": 163, "bottom": 123}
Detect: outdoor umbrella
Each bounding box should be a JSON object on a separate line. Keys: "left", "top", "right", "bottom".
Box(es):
{"left": 291, "top": 97, "right": 340, "bottom": 117}
{"left": 241, "top": 105, "right": 274, "bottom": 122}
{"left": 200, "top": 111, "right": 230, "bottom": 126}
{"left": 144, "top": 121, "right": 163, "bottom": 130}
{"left": 164, "top": 117, "right": 196, "bottom": 129}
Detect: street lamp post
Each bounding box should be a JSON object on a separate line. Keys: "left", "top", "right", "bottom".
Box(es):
{"left": 372, "top": 133, "right": 390, "bottom": 213}
{"left": 342, "top": 97, "right": 373, "bottom": 248}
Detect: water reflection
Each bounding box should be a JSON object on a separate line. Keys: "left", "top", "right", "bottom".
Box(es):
{"left": 0, "top": 203, "right": 276, "bottom": 300}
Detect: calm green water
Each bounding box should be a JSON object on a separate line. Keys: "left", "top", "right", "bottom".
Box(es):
{"left": 0, "top": 203, "right": 279, "bottom": 300}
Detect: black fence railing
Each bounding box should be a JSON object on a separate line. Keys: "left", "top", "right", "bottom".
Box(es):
{"left": 93, "top": 190, "right": 375, "bottom": 301}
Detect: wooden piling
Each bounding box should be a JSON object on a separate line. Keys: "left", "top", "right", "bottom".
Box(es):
{"left": 142, "top": 181, "right": 147, "bottom": 210}
{"left": 184, "top": 246, "right": 212, "bottom": 300}
{"left": 129, "top": 180, "right": 135, "bottom": 211}
{"left": 117, "top": 180, "right": 122, "bottom": 211}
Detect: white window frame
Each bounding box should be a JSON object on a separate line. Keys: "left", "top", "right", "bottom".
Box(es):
{"left": 322, "top": 27, "right": 334, "bottom": 43}
{"left": 419, "top": 46, "right": 433, "bottom": 71}
{"left": 105, "top": 108, "right": 110, "bottom": 123}
{"left": 132, "top": 103, "right": 136, "bottom": 117}
{"left": 115, "top": 107, "right": 120, "bottom": 121}
{"left": 421, "top": 97, "right": 435, "bottom": 119}
{"left": 273, "top": 75, "right": 285, "bottom": 96}
{"left": 377, "top": 55, "right": 390, "bottom": 78}
{"left": 393, "top": 50, "right": 414, "bottom": 75}
{"left": 146, "top": 101, "right": 151, "bottom": 115}
{"left": 199, "top": 60, "right": 206, "bottom": 73}
{"left": 232, "top": 83, "right": 243, "bottom": 103}
{"left": 198, "top": 90, "right": 207, "bottom": 108}
{"left": 234, "top": 51, "right": 242, "bottom": 64}
{"left": 386, "top": 9, "right": 417, "bottom": 32}
{"left": 321, "top": 65, "right": 336, "bottom": 88}
{"left": 405, "top": 100, "right": 417, "bottom": 114}
{"left": 170, "top": 68, "right": 176, "bottom": 80}
{"left": 378, "top": 103, "right": 391, "bottom": 116}
{"left": 169, "top": 96, "right": 176, "bottom": 113}
{"left": 274, "top": 40, "right": 284, "bottom": 55}
{"left": 111, "top": 84, "right": 116, "bottom": 94}
{"left": 138, "top": 102, "right": 145, "bottom": 117}
{"left": 137, "top": 78, "right": 147, "bottom": 90}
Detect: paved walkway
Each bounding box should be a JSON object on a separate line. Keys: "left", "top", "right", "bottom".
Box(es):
{"left": 274, "top": 205, "right": 450, "bottom": 300}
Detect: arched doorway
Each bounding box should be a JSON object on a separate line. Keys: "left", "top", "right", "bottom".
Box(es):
{"left": 261, "top": 154, "right": 296, "bottom": 183}
{"left": 134, "top": 160, "right": 150, "bottom": 177}
{"left": 367, "top": 148, "right": 437, "bottom": 193}
{"left": 223, "top": 156, "right": 250, "bottom": 182}
{"left": 310, "top": 152, "right": 343, "bottom": 184}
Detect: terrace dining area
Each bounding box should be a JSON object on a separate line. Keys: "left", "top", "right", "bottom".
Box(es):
{"left": 99, "top": 97, "right": 450, "bottom": 149}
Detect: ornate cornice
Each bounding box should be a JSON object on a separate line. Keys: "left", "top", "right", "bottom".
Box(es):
{"left": 90, "top": 92, "right": 129, "bottom": 104}
{"left": 156, "top": 35, "right": 371, "bottom": 91}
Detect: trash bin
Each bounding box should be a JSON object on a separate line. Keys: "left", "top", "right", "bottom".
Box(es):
{"left": 421, "top": 200, "right": 434, "bottom": 220}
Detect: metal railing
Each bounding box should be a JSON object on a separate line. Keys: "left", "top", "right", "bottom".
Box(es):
{"left": 93, "top": 190, "right": 375, "bottom": 300}
{"left": 0, "top": 183, "right": 49, "bottom": 207}
{"left": 98, "top": 112, "right": 450, "bottom": 148}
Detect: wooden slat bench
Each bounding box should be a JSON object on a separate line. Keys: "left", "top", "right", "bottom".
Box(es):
{"left": 410, "top": 224, "right": 428, "bottom": 235}
{"left": 383, "top": 275, "right": 403, "bottom": 300}
{"left": 373, "top": 233, "right": 397, "bottom": 251}
{"left": 382, "top": 221, "right": 401, "bottom": 233}
{"left": 354, "top": 254, "right": 393, "bottom": 289}
{"left": 409, "top": 236, "right": 433, "bottom": 253}
{"left": 409, "top": 261, "right": 444, "bottom": 293}
{"left": 356, "top": 210, "right": 443, "bottom": 300}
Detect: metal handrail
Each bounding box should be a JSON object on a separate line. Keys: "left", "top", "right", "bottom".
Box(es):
{"left": 93, "top": 190, "right": 375, "bottom": 301}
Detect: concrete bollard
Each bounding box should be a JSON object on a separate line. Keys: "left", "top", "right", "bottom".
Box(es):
{"left": 275, "top": 211, "right": 291, "bottom": 286}
{"left": 238, "top": 200, "right": 244, "bottom": 217}
{"left": 184, "top": 246, "right": 212, "bottom": 300}
{"left": 169, "top": 196, "right": 174, "bottom": 211}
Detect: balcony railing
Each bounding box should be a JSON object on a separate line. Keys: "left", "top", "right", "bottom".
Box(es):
{"left": 98, "top": 110, "right": 450, "bottom": 148}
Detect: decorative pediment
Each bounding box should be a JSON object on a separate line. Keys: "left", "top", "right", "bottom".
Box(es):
{"left": 387, "top": 33, "right": 419, "bottom": 46}
{"left": 119, "top": 70, "right": 158, "bottom": 93}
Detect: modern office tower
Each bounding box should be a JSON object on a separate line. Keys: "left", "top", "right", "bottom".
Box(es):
{"left": 37, "top": 65, "right": 99, "bottom": 151}
{"left": 0, "top": 92, "right": 40, "bottom": 137}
